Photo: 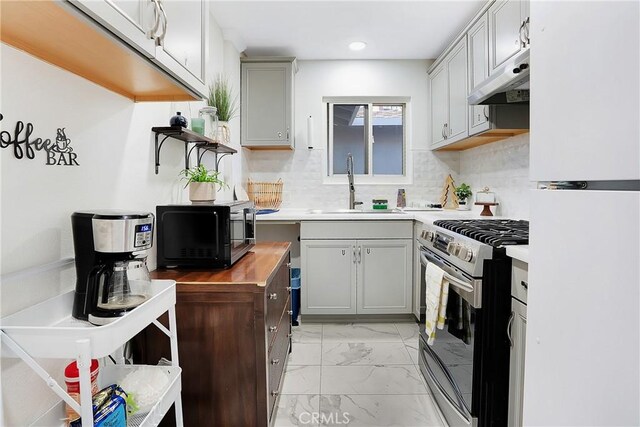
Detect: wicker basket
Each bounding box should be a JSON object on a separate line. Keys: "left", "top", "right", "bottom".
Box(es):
{"left": 247, "top": 179, "right": 283, "bottom": 210}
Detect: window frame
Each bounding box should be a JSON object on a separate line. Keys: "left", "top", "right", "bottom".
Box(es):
{"left": 323, "top": 96, "right": 412, "bottom": 185}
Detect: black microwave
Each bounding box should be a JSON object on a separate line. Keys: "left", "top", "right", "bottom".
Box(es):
{"left": 156, "top": 201, "right": 256, "bottom": 268}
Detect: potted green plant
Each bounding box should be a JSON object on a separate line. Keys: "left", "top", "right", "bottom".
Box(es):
{"left": 454, "top": 183, "right": 473, "bottom": 210}
{"left": 207, "top": 75, "right": 238, "bottom": 144}
{"left": 181, "top": 164, "right": 226, "bottom": 203}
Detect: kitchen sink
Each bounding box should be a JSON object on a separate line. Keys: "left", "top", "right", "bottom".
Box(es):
{"left": 307, "top": 209, "right": 404, "bottom": 214}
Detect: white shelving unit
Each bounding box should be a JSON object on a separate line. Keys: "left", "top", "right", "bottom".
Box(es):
{"left": 1, "top": 280, "right": 183, "bottom": 427}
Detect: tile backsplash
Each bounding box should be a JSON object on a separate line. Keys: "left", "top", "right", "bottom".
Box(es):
{"left": 459, "top": 133, "right": 532, "bottom": 219}
{"left": 245, "top": 148, "right": 460, "bottom": 210}
{"left": 245, "top": 133, "right": 531, "bottom": 218}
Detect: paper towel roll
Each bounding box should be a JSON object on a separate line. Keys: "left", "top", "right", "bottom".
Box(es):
{"left": 307, "top": 116, "right": 313, "bottom": 149}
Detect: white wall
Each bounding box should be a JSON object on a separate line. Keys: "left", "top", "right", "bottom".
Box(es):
{"left": 245, "top": 60, "right": 460, "bottom": 209}
{"left": 459, "top": 133, "right": 532, "bottom": 218}
{"left": 0, "top": 15, "right": 241, "bottom": 425}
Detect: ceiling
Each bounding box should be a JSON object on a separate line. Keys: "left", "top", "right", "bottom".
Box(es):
{"left": 210, "top": 1, "right": 485, "bottom": 60}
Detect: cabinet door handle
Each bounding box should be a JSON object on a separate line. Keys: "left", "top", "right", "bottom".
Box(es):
{"left": 286, "top": 127, "right": 290, "bottom": 140}
{"left": 444, "top": 123, "right": 449, "bottom": 139}
{"left": 271, "top": 358, "right": 281, "bottom": 365}
{"left": 483, "top": 105, "right": 489, "bottom": 120}
{"left": 269, "top": 293, "right": 278, "bottom": 300}
{"left": 507, "top": 312, "right": 515, "bottom": 347}
{"left": 518, "top": 19, "right": 527, "bottom": 48}
{"left": 287, "top": 310, "right": 293, "bottom": 315}
{"left": 147, "top": 0, "right": 161, "bottom": 39}
{"left": 278, "top": 131, "right": 283, "bottom": 138}
{"left": 357, "top": 247, "right": 362, "bottom": 263}
{"left": 353, "top": 246, "right": 357, "bottom": 264}
{"left": 441, "top": 124, "right": 446, "bottom": 139}
{"left": 286, "top": 262, "right": 291, "bottom": 268}
{"left": 520, "top": 280, "right": 528, "bottom": 290}
{"left": 271, "top": 390, "right": 279, "bottom": 397}
{"left": 269, "top": 326, "right": 278, "bottom": 333}
{"left": 286, "top": 286, "right": 292, "bottom": 292}
{"left": 156, "top": 0, "right": 168, "bottom": 45}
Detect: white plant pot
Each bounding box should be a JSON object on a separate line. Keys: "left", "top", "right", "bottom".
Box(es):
{"left": 217, "top": 121, "right": 230, "bottom": 145}
{"left": 189, "top": 182, "right": 216, "bottom": 203}
{"left": 457, "top": 200, "right": 470, "bottom": 211}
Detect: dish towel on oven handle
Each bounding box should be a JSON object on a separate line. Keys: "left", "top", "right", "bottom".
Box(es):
{"left": 424, "top": 262, "right": 450, "bottom": 345}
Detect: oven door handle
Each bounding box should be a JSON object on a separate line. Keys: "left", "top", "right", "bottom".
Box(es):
{"left": 420, "top": 252, "right": 474, "bottom": 293}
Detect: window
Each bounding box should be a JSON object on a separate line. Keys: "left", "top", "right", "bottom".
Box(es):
{"left": 327, "top": 99, "right": 408, "bottom": 182}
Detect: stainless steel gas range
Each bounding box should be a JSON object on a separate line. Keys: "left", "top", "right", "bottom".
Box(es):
{"left": 416, "top": 219, "right": 528, "bottom": 427}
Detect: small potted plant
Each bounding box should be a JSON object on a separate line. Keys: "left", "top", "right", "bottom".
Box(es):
{"left": 207, "top": 75, "right": 238, "bottom": 144}
{"left": 181, "top": 164, "right": 226, "bottom": 203}
{"left": 455, "top": 183, "right": 472, "bottom": 210}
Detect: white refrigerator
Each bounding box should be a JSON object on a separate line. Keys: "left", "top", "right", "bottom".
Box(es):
{"left": 525, "top": 1, "right": 639, "bottom": 425}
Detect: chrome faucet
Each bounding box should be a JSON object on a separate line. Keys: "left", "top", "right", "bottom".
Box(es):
{"left": 347, "top": 153, "right": 363, "bottom": 210}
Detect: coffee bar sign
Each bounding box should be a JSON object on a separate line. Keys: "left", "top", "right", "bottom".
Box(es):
{"left": 0, "top": 113, "right": 80, "bottom": 166}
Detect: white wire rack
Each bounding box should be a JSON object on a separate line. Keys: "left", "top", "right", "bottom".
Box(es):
{"left": 1, "top": 280, "right": 184, "bottom": 427}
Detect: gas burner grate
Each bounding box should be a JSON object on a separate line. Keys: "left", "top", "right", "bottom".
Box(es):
{"left": 433, "top": 219, "right": 529, "bottom": 247}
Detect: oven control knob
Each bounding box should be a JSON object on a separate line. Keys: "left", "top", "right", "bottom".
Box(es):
{"left": 446, "top": 242, "right": 460, "bottom": 256}
{"left": 457, "top": 246, "right": 474, "bottom": 262}
{"left": 425, "top": 231, "right": 435, "bottom": 242}
{"left": 420, "top": 230, "right": 427, "bottom": 239}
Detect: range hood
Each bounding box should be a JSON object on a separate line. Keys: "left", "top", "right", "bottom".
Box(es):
{"left": 468, "top": 49, "right": 530, "bottom": 105}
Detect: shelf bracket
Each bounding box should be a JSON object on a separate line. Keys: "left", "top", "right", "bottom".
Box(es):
{"left": 154, "top": 134, "right": 172, "bottom": 175}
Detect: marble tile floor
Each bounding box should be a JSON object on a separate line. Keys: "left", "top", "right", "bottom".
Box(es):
{"left": 274, "top": 322, "right": 447, "bottom": 427}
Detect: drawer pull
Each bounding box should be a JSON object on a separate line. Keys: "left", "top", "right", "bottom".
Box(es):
{"left": 271, "top": 358, "right": 280, "bottom": 365}
{"left": 269, "top": 326, "right": 278, "bottom": 333}
{"left": 287, "top": 310, "right": 293, "bottom": 315}
{"left": 269, "top": 293, "right": 278, "bottom": 300}
{"left": 520, "top": 280, "right": 528, "bottom": 290}
{"left": 271, "top": 390, "right": 279, "bottom": 397}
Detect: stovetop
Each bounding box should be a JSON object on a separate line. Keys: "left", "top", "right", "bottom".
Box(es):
{"left": 433, "top": 219, "right": 529, "bottom": 247}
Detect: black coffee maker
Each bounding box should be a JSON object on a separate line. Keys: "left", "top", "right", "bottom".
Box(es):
{"left": 71, "top": 211, "right": 154, "bottom": 324}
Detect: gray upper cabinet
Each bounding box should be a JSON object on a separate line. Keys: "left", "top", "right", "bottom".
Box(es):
{"left": 68, "top": 0, "right": 207, "bottom": 98}
{"left": 429, "top": 38, "right": 468, "bottom": 149}
{"left": 154, "top": 0, "right": 207, "bottom": 96}
{"left": 241, "top": 58, "right": 296, "bottom": 149}
{"left": 488, "top": 0, "right": 530, "bottom": 75}
{"left": 467, "top": 14, "right": 491, "bottom": 135}
{"left": 69, "top": 0, "right": 157, "bottom": 57}
{"left": 429, "top": 64, "right": 448, "bottom": 147}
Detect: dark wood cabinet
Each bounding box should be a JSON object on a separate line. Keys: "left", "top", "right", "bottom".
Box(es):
{"left": 136, "top": 242, "right": 292, "bottom": 427}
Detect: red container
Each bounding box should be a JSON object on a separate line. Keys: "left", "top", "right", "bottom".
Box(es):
{"left": 64, "top": 359, "right": 99, "bottom": 424}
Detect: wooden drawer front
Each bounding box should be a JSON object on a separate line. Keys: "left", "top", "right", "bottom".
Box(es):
{"left": 511, "top": 259, "right": 529, "bottom": 304}
{"left": 266, "top": 261, "right": 291, "bottom": 350}
{"left": 268, "top": 307, "right": 291, "bottom": 419}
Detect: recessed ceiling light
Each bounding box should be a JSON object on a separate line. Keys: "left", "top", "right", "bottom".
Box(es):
{"left": 349, "top": 41, "right": 367, "bottom": 51}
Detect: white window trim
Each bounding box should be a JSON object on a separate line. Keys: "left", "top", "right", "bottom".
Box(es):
{"left": 322, "top": 96, "right": 413, "bottom": 186}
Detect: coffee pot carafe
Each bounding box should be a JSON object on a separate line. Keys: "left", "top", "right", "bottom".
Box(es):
{"left": 86, "top": 257, "right": 151, "bottom": 324}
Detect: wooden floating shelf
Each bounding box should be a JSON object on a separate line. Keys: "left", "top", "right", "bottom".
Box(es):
{"left": 152, "top": 126, "right": 237, "bottom": 174}
{"left": 435, "top": 129, "right": 530, "bottom": 151}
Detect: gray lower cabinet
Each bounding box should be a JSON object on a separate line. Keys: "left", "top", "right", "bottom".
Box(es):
{"left": 509, "top": 259, "right": 528, "bottom": 426}
{"left": 301, "top": 239, "right": 357, "bottom": 315}
{"left": 300, "top": 221, "right": 413, "bottom": 316}
{"left": 241, "top": 58, "right": 296, "bottom": 149}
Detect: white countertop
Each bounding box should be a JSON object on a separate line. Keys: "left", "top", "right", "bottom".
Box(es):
{"left": 257, "top": 208, "right": 529, "bottom": 262}
{"left": 506, "top": 245, "right": 529, "bottom": 264}
{"left": 255, "top": 208, "right": 488, "bottom": 222}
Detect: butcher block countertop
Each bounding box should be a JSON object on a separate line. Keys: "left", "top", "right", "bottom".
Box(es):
{"left": 151, "top": 241, "right": 291, "bottom": 287}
